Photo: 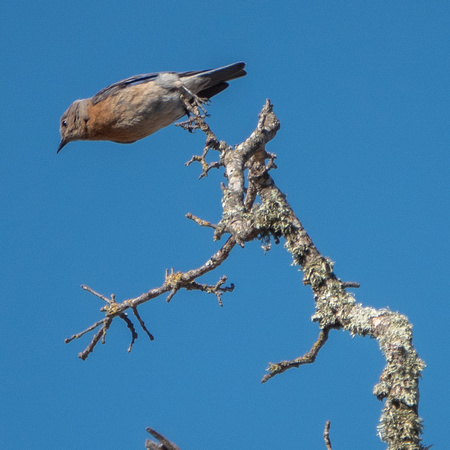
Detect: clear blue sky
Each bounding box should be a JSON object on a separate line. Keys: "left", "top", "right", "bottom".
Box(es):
{"left": 1, "top": 2, "right": 449, "bottom": 449}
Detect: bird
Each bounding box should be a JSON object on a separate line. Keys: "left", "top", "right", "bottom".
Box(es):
{"left": 57, "top": 62, "right": 246, "bottom": 153}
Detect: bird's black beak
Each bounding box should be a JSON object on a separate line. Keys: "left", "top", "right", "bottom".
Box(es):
{"left": 57, "top": 138, "right": 67, "bottom": 153}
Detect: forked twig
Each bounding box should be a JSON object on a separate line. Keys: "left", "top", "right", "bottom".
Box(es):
{"left": 78, "top": 317, "right": 113, "bottom": 360}
{"left": 66, "top": 237, "right": 237, "bottom": 358}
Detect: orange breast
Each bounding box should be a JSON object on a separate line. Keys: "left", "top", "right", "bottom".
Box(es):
{"left": 86, "top": 82, "right": 186, "bottom": 143}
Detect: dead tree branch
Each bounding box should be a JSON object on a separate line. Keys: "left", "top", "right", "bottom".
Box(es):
{"left": 65, "top": 236, "right": 236, "bottom": 359}
{"left": 66, "top": 99, "right": 426, "bottom": 449}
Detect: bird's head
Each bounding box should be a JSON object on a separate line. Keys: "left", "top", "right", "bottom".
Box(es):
{"left": 57, "top": 99, "right": 90, "bottom": 153}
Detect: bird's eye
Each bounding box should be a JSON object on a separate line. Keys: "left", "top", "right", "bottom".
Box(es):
{"left": 62, "top": 119, "right": 67, "bottom": 127}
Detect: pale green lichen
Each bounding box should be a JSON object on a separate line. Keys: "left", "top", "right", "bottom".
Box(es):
{"left": 254, "top": 206, "right": 297, "bottom": 238}
{"left": 236, "top": 160, "right": 428, "bottom": 448}
{"left": 306, "top": 271, "right": 426, "bottom": 449}
{"left": 378, "top": 402, "right": 426, "bottom": 450}
{"left": 302, "top": 256, "right": 335, "bottom": 288}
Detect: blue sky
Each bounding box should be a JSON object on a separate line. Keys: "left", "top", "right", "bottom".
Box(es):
{"left": 1, "top": 2, "right": 449, "bottom": 449}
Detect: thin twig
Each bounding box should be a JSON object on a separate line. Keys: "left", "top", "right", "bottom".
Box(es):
{"left": 64, "top": 318, "right": 106, "bottom": 343}
{"left": 186, "top": 212, "right": 217, "bottom": 229}
{"left": 185, "top": 275, "right": 234, "bottom": 307}
{"left": 179, "top": 94, "right": 222, "bottom": 179}
{"left": 261, "top": 328, "right": 330, "bottom": 383}
{"left": 118, "top": 313, "right": 138, "bottom": 353}
{"left": 81, "top": 285, "right": 112, "bottom": 303}
{"left": 341, "top": 281, "right": 360, "bottom": 288}
{"left": 78, "top": 317, "right": 112, "bottom": 360}
{"left": 67, "top": 237, "right": 237, "bottom": 358}
{"left": 132, "top": 307, "right": 154, "bottom": 341}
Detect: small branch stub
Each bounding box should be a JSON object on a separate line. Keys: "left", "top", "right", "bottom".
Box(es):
{"left": 145, "top": 427, "right": 180, "bottom": 450}
{"left": 324, "top": 421, "right": 332, "bottom": 450}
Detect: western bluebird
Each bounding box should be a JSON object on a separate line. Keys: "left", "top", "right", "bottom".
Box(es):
{"left": 57, "top": 62, "right": 246, "bottom": 153}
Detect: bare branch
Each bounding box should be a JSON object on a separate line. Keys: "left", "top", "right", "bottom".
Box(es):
{"left": 179, "top": 94, "right": 222, "bottom": 179}
{"left": 132, "top": 306, "right": 154, "bottom": 341}
{"left": 341, "top": 281, "right": 360, "bottom": 289}
{"left": 185, "top": 153, "right": 222, "bottom": 179}
{"left": 78, "top": 317, "right": 112, "bottom": 360}
{"left": 118, "top": 313, "right": 138, "bottom": 353}
{"left": 185, "top": 212, "right": 217, "bottom": 229}
{"left": 185, "top": 275, "right": 235, "bottom": 307}
{"left": 64, "top": 318, "right": 106, "bottom": 344}
{"left": 261, "top": 328, "right": 330, "bottom": 383}
{"left": 213, "top": 100, "right": 281, "bottom": 244}
{"left": 81, "top": 284, "right": 112, "bottom": 304}
{"left": 66, "top": 237, "right": 237, "bottom": 358}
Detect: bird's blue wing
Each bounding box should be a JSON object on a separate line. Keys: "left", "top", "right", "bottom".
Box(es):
{"left": 92, "top": 72, "right": 161, "bottom": 104}
{"left": 91, "top": 62, "right": 245, "bottom": 104}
